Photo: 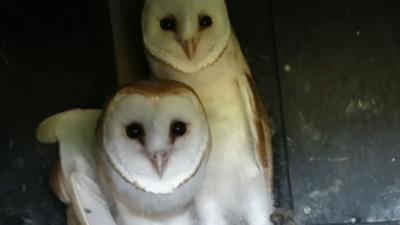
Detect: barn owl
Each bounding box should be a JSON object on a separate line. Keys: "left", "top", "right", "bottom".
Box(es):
{"left": 97, "top": 81, "right": 210, "bottom": 225}
{"left": 37, "top": 80, "right": 211, "bottom": 225}
{"left": 141, "top": 0, "right": 274, "bottom": 225}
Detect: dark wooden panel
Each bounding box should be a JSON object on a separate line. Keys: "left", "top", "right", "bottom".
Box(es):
{"left": 109, "top": 0, "right": 150, "bottom": 84}
{"left": 272, "top": 0, "right": 400, "bottom": 224}
{"left": 0, "top": 0, "right": 116, "bottom": 224}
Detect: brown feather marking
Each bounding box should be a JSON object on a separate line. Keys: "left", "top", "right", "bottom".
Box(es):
{"left": 101, "top": 80, "right": 205, "bottom": 123}
{"left": 49, "top": 160, "right": 69, "bottom": 203}
{"left": 97, "top": 79, "right": 206, "bottom": 139}
{"left": 245, "top": 73, "right": 272, "bottom": 171}
{"left": 117, "top": 79, "right": 194, "bottom": 96}
{"left": 66, "top": 206, "right": 81, "bottom": 225}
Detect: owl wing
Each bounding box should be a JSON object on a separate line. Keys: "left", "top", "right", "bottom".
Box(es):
{"left": 240, "top": 72, "right": 273, "bottom": 181}
{"left": 69, "top": 172, "right": 117, "bottom": 225}
{"left": 232, "top": 35, "right": 273, "bottom": 182}
{"left": 37, "top": 109, "right": 117, "bottom": 225}
{"left": 37, "top": 109, "right": 101, "bottom": 177}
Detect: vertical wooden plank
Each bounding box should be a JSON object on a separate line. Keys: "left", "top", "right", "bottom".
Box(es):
{"left": 272, "top": 0, "right": 400, "bottom": 224}
{"left": 109, "top": 0, "right": 150, "bottom": 85}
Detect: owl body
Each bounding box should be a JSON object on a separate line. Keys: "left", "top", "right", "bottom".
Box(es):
{"left": 37, "top": 81, "right": 210, "bottom": 225}
{"left": 146, "top": 33, "right": 273, "bottom": 225}
{"left": 148, "top": 33, "right": 261, "bottom": 180}
{"left": 141, "top": 0, "right": 274, "bottom": 223}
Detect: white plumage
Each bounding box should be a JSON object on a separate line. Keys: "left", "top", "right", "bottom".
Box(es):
{"left": 141, "top": 0, "right": 274, "bottom": 224}
{"left": 37, "top": 81, "right": 210, "bottom": 225}
{"left": 97, "top": 81, "right": 210, "bottom": 225}
{"left": 37, "top": 109, "right": 117, "bottom": 225}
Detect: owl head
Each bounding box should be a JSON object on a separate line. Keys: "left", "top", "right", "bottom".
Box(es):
{"left": 142, "top": 0, "right": 231, "bottom": 73}
{"left": 97, "top": 80, "right": 210, "bottom": 196}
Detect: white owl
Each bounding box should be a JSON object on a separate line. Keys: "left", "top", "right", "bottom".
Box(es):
{"left": 141, "top": 0, "right": 274, "bottom": 225}
{"left": 37, "top": 80, "right": 211, "bottom": 225}
{"left": 97, "top": 81, "right": 211, "bottom": 225}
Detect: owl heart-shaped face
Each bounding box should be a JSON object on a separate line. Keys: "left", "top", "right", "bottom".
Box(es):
{"left": 142, "top": 0, "right": 231, "bottom": 73}
{"left": 100, "top": 82, "right": 210, "bottom": 194}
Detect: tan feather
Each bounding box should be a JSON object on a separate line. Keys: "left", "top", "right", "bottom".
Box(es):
{"left": 49, "top": 160, "right": 70, "bottom": 203}
{"left": 231, "top": 34, "right": 273, "bottom": 182}
{"left": 245, "top": 73, "right": 273, "bottom": 183}
{"left": 66, "top": 206, "right": 81, "bottom": 225}
{"left": 36, "top": 112, "right": 66, "bottom": 144}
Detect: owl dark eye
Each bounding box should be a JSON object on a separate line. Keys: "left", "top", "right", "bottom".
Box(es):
{"left": 160, "top": 17, "right": 176, "bottom": 31}
{"left": 125, "top": 123, "right": 144, "bottom": 140}
{"left": 199, "top": 15, "right": 213, "bottom": 29}
{"left": 170, "top": 121, "right": 187, "bottom": 138}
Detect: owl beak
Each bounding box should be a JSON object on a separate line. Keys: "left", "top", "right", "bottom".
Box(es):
{"left": 150, "top": 152, "right": 169, "bottom": 178}
{"left": 180, "top": 39, "right": 198, "bottom": 60}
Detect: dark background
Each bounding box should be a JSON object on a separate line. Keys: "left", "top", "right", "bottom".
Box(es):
{"left": 1, "top": 0, "right": 400, "bottom": 225}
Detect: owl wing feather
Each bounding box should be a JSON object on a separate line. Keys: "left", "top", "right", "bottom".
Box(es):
{"left": 232, "top": 34, "right": 273, "bottom": 183}
{"left": 37, "top": 109, "right": 117, "bottom": 225}
{"left": 37, "top": 109, "right": 101, "bottom": 177}
{"left": 69, "top": 172, "right": 117, "bottom": 225}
